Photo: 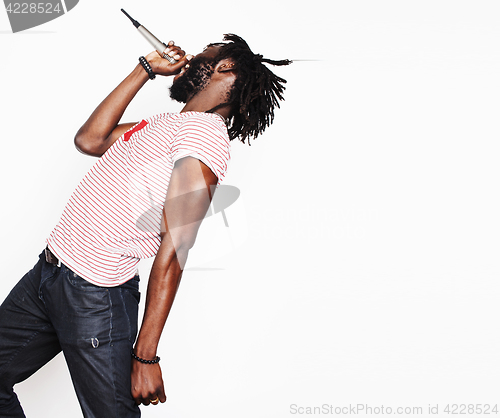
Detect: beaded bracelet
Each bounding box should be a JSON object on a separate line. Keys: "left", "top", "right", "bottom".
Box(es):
{"left": 139, "top": 56, "right": 155, "bottom": 80}
{"left": 131, "top": 349, "right": 161, "bottom": 364}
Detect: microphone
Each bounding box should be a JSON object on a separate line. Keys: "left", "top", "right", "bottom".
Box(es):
{"left": 121, "top": 9, "right": 177, "bottom": 64}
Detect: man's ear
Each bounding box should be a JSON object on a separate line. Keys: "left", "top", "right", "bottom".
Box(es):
{"left": 217, "top": 59, "right": 237, "bottom": 73}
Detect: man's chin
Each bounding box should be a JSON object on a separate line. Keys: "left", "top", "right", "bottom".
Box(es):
{"left": 169, "top": 85, "right": 188, "bottom": 103}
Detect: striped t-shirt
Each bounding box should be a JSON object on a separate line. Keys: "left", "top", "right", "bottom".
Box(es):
{"left": 46, "top": 111, "right": 231, "bottom": 287}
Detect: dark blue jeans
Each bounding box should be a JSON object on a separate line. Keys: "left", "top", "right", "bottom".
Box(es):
{"left": 0, "top": 252, "right": 141, "bottom": 417}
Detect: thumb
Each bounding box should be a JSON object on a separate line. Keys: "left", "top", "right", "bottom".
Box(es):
{"left": 159, "top": 383, "right": 167, "bottom": 403}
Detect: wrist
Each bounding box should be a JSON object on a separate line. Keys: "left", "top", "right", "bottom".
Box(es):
{"left": 139, "top": 56, "right": 155, "bottom": 80}
{"left": 133, "top": 63, "right": 151, "bottom": 84}
{"left": 133, "top": 339, "right": 158, "bottom": 360}
{"left": 131, "top": 348, "right": 160, "bottom": 364}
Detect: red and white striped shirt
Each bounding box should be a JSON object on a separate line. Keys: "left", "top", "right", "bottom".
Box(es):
{"left": 47, "top": 112, "right": 231, "bottom": 287}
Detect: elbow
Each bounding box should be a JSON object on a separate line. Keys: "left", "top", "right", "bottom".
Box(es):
{"left": 74, "top": 130, "right": 102, "bottom": 157}
{"left": 74, "top": 132, "right": 86, "bottom": 154}
{"left": 182, "top": 236, "right": 197, "bottom": 252}
{"left": 161, "top": 229, "right": 197, "bottom": 254}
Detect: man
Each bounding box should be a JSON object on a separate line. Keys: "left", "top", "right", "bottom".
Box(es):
{"left": 0, "top": 34, "right": 290, "bottom": 417}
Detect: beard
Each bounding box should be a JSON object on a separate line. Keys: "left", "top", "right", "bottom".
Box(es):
{"left": 169, "top": 56, "right": 216, "bottom": 103}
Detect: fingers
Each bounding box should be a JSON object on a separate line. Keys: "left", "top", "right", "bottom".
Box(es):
{"left": 139, "top": 388, "right": 166, "bottom": 406}
{"left": 135, "top": 392, "right": 166, "bottom": 406}
{"left": 167, "top": 54, "right": 194, "bottom": 77}
{"left": 133, "top": 385, "right": 165, "bottom": 406}
{"left": 144, "top": 40, "right": 194, "bottom": 76}
{"left": 164, "top": 40, "right": 184, "bottom": 62}
{"left": 164, "top": 41, "right": 195, "bottom": 68}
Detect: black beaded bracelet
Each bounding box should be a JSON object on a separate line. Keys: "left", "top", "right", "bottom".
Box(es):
{"left": 139, "top": 56, "right": 155, "bottom": 80}
{"left": 131, "top": 349, "right": 161, "bottom": 364}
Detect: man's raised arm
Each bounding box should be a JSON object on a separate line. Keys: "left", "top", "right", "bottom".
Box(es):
{"left": 74, "top": 43, "right": 191, "bottom": 157}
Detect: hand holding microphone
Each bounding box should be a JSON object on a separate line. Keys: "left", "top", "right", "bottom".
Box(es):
{"left": 145, "top": 41, "right": 193, "bottom": 77}
{"left": 121, "top": 9, "right": 193, "bottom": 77}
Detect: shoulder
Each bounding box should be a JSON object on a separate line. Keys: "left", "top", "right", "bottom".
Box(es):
{"left": 177, "top": 112, "right": 229, "bottom": 139}
{"left": 147, "top": 112, "right": 228, "bottom": 141}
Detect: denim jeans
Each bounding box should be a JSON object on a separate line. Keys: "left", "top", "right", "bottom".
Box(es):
{"left": 0, "top": 251, "right": 141, "bottom": 418}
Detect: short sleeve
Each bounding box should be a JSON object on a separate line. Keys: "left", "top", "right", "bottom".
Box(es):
{"left": 171, "top": 113, "right": 231, "bottom": 186}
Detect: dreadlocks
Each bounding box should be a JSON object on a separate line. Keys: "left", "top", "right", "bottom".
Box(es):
{"left": 207, "top": 34, "right": 292, "bottom": 144}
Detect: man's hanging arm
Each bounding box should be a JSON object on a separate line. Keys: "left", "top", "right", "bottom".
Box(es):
{"left": 131, "top": 156, "right": 218, "bottom": 405}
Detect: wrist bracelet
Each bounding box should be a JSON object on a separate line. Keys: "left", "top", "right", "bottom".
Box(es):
{"left": 139, "top": 56, "right": 155, "bottom": 80}
{"left": 131, "top": 349, "right": 160, "bottom": 364}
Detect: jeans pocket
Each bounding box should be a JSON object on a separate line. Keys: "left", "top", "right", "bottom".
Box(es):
{"left": 65, "top": 269, "right": 106, "bottom": 292}
{"left": 119, "top": 276, "right": 141, "bottom": 303}
{"left": 120, "top": 288, "right": 139, "bottom": 343}
{"left": 125, "top": 288, "right": 140, "bottom": 305}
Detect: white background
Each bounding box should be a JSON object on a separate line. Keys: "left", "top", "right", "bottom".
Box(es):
{"left": 1, "top": 1, "right": 499, "bottom": 417}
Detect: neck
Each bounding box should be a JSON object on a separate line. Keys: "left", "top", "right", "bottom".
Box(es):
{"left": 180, "top": 80, "right": 232, "bottom": 120}
{"left": 181, "top": 101, "right": 231, "bottom": 120}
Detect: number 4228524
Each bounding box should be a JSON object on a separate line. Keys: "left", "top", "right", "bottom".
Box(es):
{"left": 6, "top": 3, "right": 62, "bottom": 14}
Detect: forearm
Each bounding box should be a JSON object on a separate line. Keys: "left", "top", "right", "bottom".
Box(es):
{"left": 134, "top": 238, "right": 189, "bottom": 359}
{"left": 74, "top": 64, "right": 149, "bottom": 156}
{"left": 130, "top": 238, "right": 189, "bottom": 404}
